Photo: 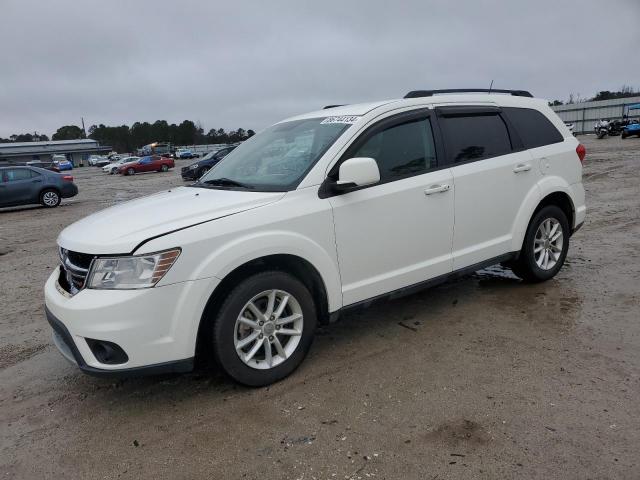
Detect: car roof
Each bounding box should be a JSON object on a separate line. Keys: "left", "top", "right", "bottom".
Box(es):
{"left": 281, "top": 94, "right": 548, "bottom": 123}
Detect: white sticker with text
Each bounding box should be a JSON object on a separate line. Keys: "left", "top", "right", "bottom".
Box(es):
{"left": 320, "top": 116, "right": 360, "bottom": 125}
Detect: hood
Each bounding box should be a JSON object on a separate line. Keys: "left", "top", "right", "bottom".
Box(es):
{"left": 58, "top": 186, "right": 285, "bottom": 254}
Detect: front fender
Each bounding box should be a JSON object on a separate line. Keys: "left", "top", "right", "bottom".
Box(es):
{"left": 190, "top": 230, "right": 343, "bottom": 312}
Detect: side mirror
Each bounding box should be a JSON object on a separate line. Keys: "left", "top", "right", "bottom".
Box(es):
{"left": 336, "top": 157, "right": 380, "bottom": 190}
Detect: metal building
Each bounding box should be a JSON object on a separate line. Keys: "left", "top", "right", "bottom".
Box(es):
{"left": 551, "top": 96, "right": 640, "bottom": 134}
{"left": 0, "top": 139, "right": 111, "bottom": 166}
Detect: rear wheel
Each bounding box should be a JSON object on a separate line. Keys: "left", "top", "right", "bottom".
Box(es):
{"left": 621, "top": 131, "right": 628, "bottom": 139}
{"left": 510, "top": 205, "right": 569, "bottom": 282}
{"left": 211, "top": 271, "right": 317, "bottom": 386}
{"left": 161, "top": 164, "right": 169, "bottom": 172}
{"left": 127, "top": 168, "right": 135, "bottom": 176}
{"left": 40, "top": 189, "right": 61, "bottom": 208}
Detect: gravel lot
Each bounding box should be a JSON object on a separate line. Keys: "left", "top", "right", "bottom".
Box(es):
{"left": 1, "top": 137, "right": 639, "bottom": 479}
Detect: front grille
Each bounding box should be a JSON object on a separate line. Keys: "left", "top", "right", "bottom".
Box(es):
{"left": 59, "top": 248, "right": 95, "bottom": 294}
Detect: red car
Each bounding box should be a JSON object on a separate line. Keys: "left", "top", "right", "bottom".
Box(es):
{"left": 118, "top": 156, "right": 175, "bottom": 176}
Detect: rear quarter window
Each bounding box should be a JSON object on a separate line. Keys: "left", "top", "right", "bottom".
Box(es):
{"left": 503, "top": 107, "right": 564, "bottom": 149}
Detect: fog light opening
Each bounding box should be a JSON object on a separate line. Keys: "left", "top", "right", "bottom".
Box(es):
{"left": 85, "top": 339, "right": 129, "bottom": 365}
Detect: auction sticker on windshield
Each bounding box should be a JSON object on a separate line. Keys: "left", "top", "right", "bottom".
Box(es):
{"left": 320, "top": 116, "right": 360, "bottom": 124}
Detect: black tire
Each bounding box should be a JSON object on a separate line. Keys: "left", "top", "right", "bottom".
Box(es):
{"left": 161, "top": 164, "right": 169, "bottom": 172}
{"left": 127, "top": 167, "right": 135, "bottom": 176}
{"left": 621, "top": 131, "right": 628, "bottom": 139}
{"left": 511, "top": 205, "right": 570, "bottom": 283}
{"left": 40, "top": 189, "right": 61, "bottom": 208}
{"left": 211, "top": 271, "right": 317, "bottom": 387}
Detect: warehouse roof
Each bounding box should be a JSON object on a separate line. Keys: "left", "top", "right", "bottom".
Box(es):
{"left": 0, "top": 139, "right": 111, "bottom": 157}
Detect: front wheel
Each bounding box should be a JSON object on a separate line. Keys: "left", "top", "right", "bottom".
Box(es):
{"left": 510, "top": 205, "right": 570, "bottom": 283}
{"left": 161, "top": 164, "right": 169, "bottom": 172}
{"left": 211, "top": 271, "right": 317, "bottom": 386}
{"left": 126, "top": 168, "right": 135, "bottom": 176}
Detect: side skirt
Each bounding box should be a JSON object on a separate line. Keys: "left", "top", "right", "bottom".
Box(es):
{"left": 329, "top": 252, "right": 517, "bottom": 322}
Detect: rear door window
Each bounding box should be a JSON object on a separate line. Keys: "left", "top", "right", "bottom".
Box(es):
{"left": 439, "top": 113, "right": 512, "bottom": 163}
{"left": 503, "top": 107, "right": 564, "bottom": 148}
{"left": 3, "top": 169, "right": 32, "bottom": 182}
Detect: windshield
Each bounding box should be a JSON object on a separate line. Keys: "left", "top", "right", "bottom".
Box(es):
{"left": 196, "top": 118, "right": 351, "bottom": 191}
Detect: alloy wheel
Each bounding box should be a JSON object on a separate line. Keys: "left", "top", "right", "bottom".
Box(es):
{"left": 42, "top": 191, "right": 59, "bottom": 206}
{"left": 234, "top": 289, "right": 304, "bottom": 370}
{"left": 534, "top": 218, "right": 563, "bottom": 270}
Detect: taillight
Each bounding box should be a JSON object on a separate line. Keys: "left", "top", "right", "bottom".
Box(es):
{"left": 62, "top": 175, "right": 74, "bottom": 181}
{"left": 576, "top": 143, "right": 586, "bottom": 164}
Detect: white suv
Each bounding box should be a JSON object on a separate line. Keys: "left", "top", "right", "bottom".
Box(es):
{"left": 45, "top": 89, "right": 586, "bottom": 386}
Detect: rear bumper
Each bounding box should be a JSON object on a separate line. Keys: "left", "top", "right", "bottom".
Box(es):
{"left": 61, "top": 183, "right": 78, "bottom": 198}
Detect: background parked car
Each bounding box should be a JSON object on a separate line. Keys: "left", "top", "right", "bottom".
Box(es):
{"left": 51, "top": 155, "right": 73, "bottom": 171}
{"left": 88, "top": 155, "right": 104, "bottom": 166}
{"left": 181, "top": 146, "right": 237, "bottom": 180}
{"left": 94, "top": 157, "right": 112, "bottom": 167}
{"left": 119, "top": 155, "right": 174, "bottom": 175}
{"left": 564, "top": 122, "right": 575, "bottom": 135}
{"left": 0, "top": 166, "right": 78, "bottom": 208}
{"left": 103, "top": 156, "right": 139, "bottom": 174}
{"left": 175, "top": 148, "right": 198, "bottom": 159}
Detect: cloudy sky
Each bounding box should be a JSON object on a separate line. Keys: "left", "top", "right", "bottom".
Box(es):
{"left": 1, "top": 0, "right": 639, "bottom": 138}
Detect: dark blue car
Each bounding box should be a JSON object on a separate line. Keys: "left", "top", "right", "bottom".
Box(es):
{"left": 181, "top": 146, "right": 237, "bottom": 180}
{"left": 0, "top": 166, "right": 78, "bottom": 208}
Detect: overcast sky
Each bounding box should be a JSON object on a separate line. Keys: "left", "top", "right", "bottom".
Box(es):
{"left": 1, "top": 0, "right": 639, "bottom": 138}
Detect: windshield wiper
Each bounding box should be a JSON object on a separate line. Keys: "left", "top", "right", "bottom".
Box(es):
{"left": 199, "top": 177, "right": 254, "bottom": 189}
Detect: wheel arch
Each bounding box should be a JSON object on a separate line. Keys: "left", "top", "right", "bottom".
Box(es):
{"left": 511, "top": 180, "right": 576, "bottom": 253}
{"left": 39, "top": 185, "right": 61, "bottom": 202}
{"left": 195, "top": 253, "right": 332, "bottom": 362}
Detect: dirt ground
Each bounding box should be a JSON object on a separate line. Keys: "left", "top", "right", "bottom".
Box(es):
{"left": 1, "top": 137, "right": 639, "bottom": 479}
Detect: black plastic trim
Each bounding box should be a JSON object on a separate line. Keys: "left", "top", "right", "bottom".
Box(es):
{"left": 405, "top": 89, "right": 533, "bottom": 98}
{"left": 435, "top": 105, "right": 502, "bottom": 117}
{"left": 45, "top": 306, "right": 194, "bottom": 378}
{"left": 329, "top": 252, "right": 517, "bottom": 323}
{"left": 572, "top": 221, "right": 584, "bottom": 235}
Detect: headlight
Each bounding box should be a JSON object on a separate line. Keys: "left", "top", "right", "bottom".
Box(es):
{"left": 188, "top": 163, "right": 199, "bottom": 170}
{"left": 87, "top": 248, "right": 181, "bottom": 289}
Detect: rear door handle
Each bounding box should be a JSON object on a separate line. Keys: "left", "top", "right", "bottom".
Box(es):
{"left": 513, "top": 164, "right": 531, "bottom": 173}
{"left": 424, "top": 184, "right": 450, "bottom": 195}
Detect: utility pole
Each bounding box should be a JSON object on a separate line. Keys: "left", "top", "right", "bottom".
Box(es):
{"left": 81, "top": 117, "right": 86, "bottom": 138}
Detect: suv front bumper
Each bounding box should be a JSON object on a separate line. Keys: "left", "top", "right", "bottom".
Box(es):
{"left": 44, "top": 266, "right": 218, "bottom": 376}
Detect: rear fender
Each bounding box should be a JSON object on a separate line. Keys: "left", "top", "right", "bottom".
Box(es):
{"left": 510, "top": 176, "right": 575, "bottom": 252}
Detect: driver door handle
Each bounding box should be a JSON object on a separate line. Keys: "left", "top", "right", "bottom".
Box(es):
{"left": 424, "top": 184, "right": 450, "bottom": 195}
{"left": 513, "top": 163, "right": 532, "bottom": 173}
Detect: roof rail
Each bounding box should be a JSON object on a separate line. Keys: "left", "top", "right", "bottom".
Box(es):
{"left": 404, "top": 89, "right": 533, "bottom": 99}
{"left": 323, "top": 104, "right": 345, "bottom": 109}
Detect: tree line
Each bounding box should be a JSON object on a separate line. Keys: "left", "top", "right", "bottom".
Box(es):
{"left": 548, "top": 85, "right": 638, "bottom": 106}
{"left": 1, "top": 120, "right": 255, "bottom": 152}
